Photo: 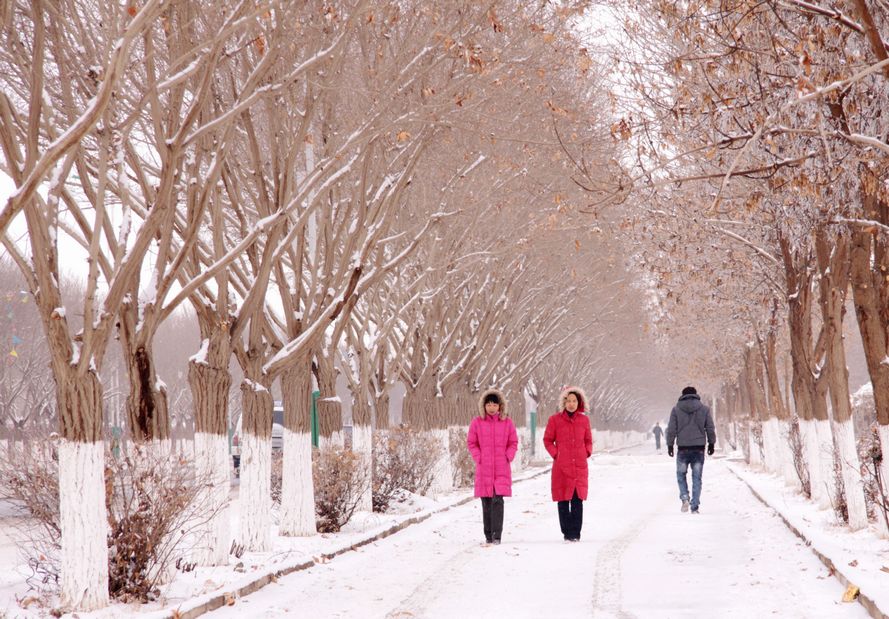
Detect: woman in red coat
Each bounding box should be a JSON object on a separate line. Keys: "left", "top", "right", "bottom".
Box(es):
{"left": 467, "top": 388, "right": 518, "bottom": 545}
{"left": 543, "top": 386, "right": 593, "bottom": 542}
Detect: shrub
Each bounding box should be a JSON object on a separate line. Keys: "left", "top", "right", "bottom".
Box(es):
{"left": 859, "top": 425, "right": 888, "bottom": 528}
{"left": 449, "top": 427, "right": 475, "bottom": 488}
{"left": 830, "top": 437, "right": 849, "bottom": 525}
{"left": 788, "top": 416, "right": 811, "bottom": 498}
{"left": 0, "top": 441, "right": 59, "bottom": 590}
{"left": 312, "top": 446, "right": 369, "bottom": 532}
{"left": 0, "top": 441, "right": 220, "bottom": 602}
{"left": 372, "top": 427, "right": 442, "bottom": 512}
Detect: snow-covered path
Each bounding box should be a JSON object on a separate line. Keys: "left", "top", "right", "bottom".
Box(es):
{"left": 208, "top": 444, "right": 867, "bottom": 618}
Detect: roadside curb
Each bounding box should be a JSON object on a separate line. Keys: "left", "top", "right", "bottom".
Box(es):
{"left": 727, "top": 465, "right": 889, "bottom": 619}
{"left": 171, "top": 465, "right": 553, "bottom": 619}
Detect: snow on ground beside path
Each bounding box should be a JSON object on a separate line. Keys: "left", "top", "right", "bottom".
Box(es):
{"left": 206, "top": 444, "right": 869, "bottom": 619}
{"left": 730, "top": 459, "right": 889, "bottom": 615}
{"left": 0, "top": 468, "right": 541, "bottom": 618}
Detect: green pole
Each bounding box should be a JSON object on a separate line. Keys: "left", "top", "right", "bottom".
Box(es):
{"left": 530, "top": 411, "right": 537, "bottom": 455}
{"left": 311, "top": 390, "right": 320, "bottom": 448}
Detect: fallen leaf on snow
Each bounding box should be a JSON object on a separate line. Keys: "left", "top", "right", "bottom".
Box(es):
{"left": 842, "top": 585, "right": 860, "bottom": 602}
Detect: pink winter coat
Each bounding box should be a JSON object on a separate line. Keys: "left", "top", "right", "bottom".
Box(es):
{"left": 467, "top": 388, "right": 519, "bottom": 498}
{"left": 544, "top": 386, "right": 593, "bottom": 502}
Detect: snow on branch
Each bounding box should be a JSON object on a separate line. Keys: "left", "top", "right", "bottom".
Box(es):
{"left": 0, "top": 0, "right": 164, "bottom": 236}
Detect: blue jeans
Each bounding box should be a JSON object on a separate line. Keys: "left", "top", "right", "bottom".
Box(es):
{"left": 676, "top": 449, "right": 705, "bottom": 510}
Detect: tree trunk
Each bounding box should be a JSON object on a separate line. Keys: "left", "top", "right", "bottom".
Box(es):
{"left": 402, "top": 378, "right": 451, "bottom": 494}
{"left": 762, "top": 326, "right": 798, "bottom": 487}
{"left": 279, "top": 361, "right": 317, "bottom": 536}
{"left": 373, "top": 388, "right": 391, "bottom": 430}
{"left": 849, "top": 175, "right": 889, "bottom": 530}
{"left": 781, "top": 237, "right": 829, "bottom": 503}
{"left": 57, "top": 370, "right": 109, "bottom": 611}
{"left": 315, "top": 354, "right": 342, "bottom": 447}
{"left": 237, "top": 377, "right": 273, "bottom": 550}
{"left": 402, "top": 378, "right": 439, "bottom": 430}
{"left": 351, "top": 389, "right": 373, "bottom": 512}
{"left": 742, "top": 345, "right": 765, "bottom": 467}
{"left": 188, "top": 355, "right": 232, "bottom": 565}
{"left": 506, "top": 386, "right": 525, "bottom": 427}
{"left": 817, "top": 229, "right": 868, "bottom": 529}
{"left": 117, "top": 298, "right": 170, "bottom": 447}
{"left": 124, "top": 344, "right": 171, "bottom": 444}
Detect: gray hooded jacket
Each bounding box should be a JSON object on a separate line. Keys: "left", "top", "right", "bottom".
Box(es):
{"left": 666, "top": 394, "right": 716, "bottom": 448}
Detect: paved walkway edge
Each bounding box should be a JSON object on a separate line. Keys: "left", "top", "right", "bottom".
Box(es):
{"left": 171, "top": 443, "right": 643, "bottom": 618}
{"left": 172, "top": 466, "right": 553, "bottom": 619}
{"left": 727, "top": 465, "right": 889, "bottom": 619}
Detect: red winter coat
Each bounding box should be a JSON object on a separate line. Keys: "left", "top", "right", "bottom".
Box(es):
{"left": 467, "top": 389, "right": 518, "bottom": 498}
{"left": 544, "top": 395, "right": 593, "bottom": 501}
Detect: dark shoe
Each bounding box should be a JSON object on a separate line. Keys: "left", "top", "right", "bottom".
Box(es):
{"left": 492, "top": 539, "right": 501, "bottom": 545}
{"left": 681, "top": 500, "right": 689, "bottom": 513}
{"left": 691, "top": 508, "right": 700, "bottom": 514}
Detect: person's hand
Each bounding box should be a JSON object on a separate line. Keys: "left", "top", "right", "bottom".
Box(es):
{"left": 667, "top": 446, "right": 674, "bottom": 457}
{"left": 707, "top": 443, "right": 715, "bottom": 456}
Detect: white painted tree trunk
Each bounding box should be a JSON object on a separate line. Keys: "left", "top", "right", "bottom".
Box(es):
{"left": 320, "top": 431, "right": 344, "bottom": 451}
{"left": 428, "top": 428, "right": 453, "bottom": 496}
{"left": 801, "top": 419, "right": 823, "bottom": 506}
{"left": 809, "top": 419, "right": 833, "bottom": 509}
{"left": 279, "top": 430, "right": 317, "bottom": 536}
{"left": 818, "top": 419, "right": 836, "bottom": 510}
{"left": 747, "top": 426, "right": 762, "bottom": 467}
{"left": 351, "top": 425, "right": 373, "bottom": 512}
{"left": 777, "top": 420, "right": 800, "bottom": 489}
{"left": 192, "top": 433, "right": 231, "bottom": 565}
{"left": 510, "top": 429, "right": 524, "bottom": 476}
{"left": 535, "top": 427, "right": 547, "bottom": 460}
{"left": 59, "top": 440, "right": 109, "bottom": 611}
{"left": 761, "top": 418, "right": 780, "bottom": 475}
{"left": 598, "top": 430, "right": 610, "bottom": 450}
{"left": 878, "top": 425, "right": 889, "bottom": 539}
{"left": 834, "top": 419, "right": 868, "bottom": 530}
{"left": 238, "top": 432, "right": 272, "bottom": 551}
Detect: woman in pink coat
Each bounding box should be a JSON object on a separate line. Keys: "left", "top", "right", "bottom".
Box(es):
{"left": 467, "top": 388, "right": 518, "bottom": 545}
{"left": 543, "top": 386, "right": 593, "bottom": 542}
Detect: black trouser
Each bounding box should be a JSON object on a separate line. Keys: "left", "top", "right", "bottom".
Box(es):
{"left": 481, "top": 495, "right": 504, "bottom": 542}
{"left": 655, "top": 435, "right": 662, "bottom": 449}
{"left": 557, "top": 490, "right": 583, "bottom": 540}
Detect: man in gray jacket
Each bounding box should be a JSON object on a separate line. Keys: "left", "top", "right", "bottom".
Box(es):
{"left": 666, "top": 386, "right": 716, "bottom": 514}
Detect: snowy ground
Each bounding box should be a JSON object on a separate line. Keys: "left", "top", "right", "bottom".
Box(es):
{"left": 1, "top": 443, "right": 886, "bottom": 618}
{"left": 205, "top": 444, "right": 873, "bottom": 619}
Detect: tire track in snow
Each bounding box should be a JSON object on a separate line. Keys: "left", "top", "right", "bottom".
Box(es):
{"left": 383, "top": 542, "right": 478, "bottom": 619}
{"left": 589, "top": 495, "right": 671, "bottom": 619}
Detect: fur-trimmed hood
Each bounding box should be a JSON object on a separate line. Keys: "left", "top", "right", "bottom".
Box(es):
{"left": 477, "top": 388, "right": 508, "bottom": 419}
{"left": 558, "top": 386, "right": 588, "bottom": 413}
